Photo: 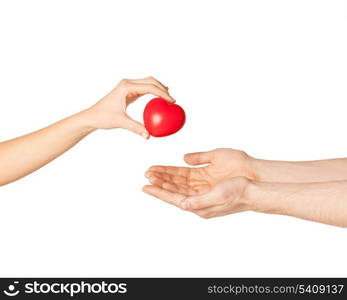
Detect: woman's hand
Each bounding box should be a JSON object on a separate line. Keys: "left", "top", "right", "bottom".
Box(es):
{"left": 84, "top": 77, "right": 175, "bottom": 138}
{"left": 0, "top": 76, "right": 173, "bottom": 186}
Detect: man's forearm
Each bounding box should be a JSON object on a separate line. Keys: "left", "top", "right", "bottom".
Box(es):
{"left": 251, "top": 158, "right": 347, "bottom": 183}
{"left": 249, "top": 180, "right": 347, "bottom": 227}
{"left": 0, "top": 110, "right": 95, "bottom": 186}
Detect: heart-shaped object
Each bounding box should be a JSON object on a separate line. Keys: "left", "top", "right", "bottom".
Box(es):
{"left": 143, "top": 97, "right": 186, "bottom": 137}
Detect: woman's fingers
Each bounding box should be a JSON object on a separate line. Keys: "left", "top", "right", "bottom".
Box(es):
{"left": 120, "top": 116, "right": 149, "bottom": 139}
{"left": 142, "top": 185, "right": 186, "bottom": 207}
{"left": 131, "top": 76, "right": 169, "bottom": 93}
{"left": 131, "top": 83, "right": 175, "bottom": 103}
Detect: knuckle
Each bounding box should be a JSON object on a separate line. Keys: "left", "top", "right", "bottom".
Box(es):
{"left": 119, "top": 79, "right": 130, "bottom": 88}
{"left": 197, "top": 211, "right": 210, "bottom": 219}
{"left": 238, "top": 149, "right": 247, "bottom": 156}
{"left": 126, "top": 120, "right": 140, "bottom": 132}
{"left": 120, "top": 78, "right": 129, "bottom": 84}
{"left": 237, "top": 176, "right": 249, "bottom": 187}
{"left": 219, "top": 191, "right": 229, "bottom": 202}
{"left": 149, "top": 84, "right": 162, "bottom": 94}
{"left": 212, "top": 148, "right": 225, "bottom": 154}
{"left": 190, "top": 199, "right": 206, "bottom": 210}
{"left": 148, "top": 83, "right": 157, "bottom": 90}
{"left": 190, "top": 201, "right": 199, "bottom": 210}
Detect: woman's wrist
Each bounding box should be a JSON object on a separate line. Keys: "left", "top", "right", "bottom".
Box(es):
{"left": 71, "top": 109, "right": 99, "bottom": 134}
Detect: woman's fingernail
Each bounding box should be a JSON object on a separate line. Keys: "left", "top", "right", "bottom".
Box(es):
{"left": 142, "top": 132, "right": 149, "bottom": 139}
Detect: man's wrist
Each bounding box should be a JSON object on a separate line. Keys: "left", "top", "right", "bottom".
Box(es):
{"left": 245, "top": 180, "right": 282, "bottom": 214}
{"left": 249, "top": 158, "right": 275, "bottom": 182}
{"left": 247, "top": 157, "right": 263, "bottom": 181}
{"left": 250, "top": 158, "right": 318, "bottom": 183}
{"left": 243, "top": 179, "right": 260, "bottom": 212}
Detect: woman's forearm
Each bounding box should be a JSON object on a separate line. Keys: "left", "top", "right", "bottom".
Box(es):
{"left": 252, "top": 158, "right": 347, "bottom": 183}
{"left": 0, "top": 110, "right": 95, "bottom": 186}
{"left": 0, "top": 77, "right": 174, "bottom": 186}
{"left": 251, "top": 180, "right": 347, "bottom": 227}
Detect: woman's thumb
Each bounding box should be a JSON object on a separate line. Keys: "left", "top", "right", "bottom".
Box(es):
{"left": 122, "top": 117, "right": 149, "bottom": 139}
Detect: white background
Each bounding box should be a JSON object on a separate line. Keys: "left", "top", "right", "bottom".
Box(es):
{"left": 0, "top": 0, "right": 346, "bottom": 277}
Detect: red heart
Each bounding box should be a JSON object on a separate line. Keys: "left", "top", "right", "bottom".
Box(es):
{"left": 143, "top": 97, "right": 186, "bottom": 137}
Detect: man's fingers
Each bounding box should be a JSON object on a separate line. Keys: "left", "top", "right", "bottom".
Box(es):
{"left": 142, "top": 185, "right": 186, "bottom": 207}
{"left": 194, "top": 205, "right": 243, "bottom": 219}
{"left": 146, "top": 173, "right": 166, "bottom": 187}
{"left": 146, "top": 173, "right": 180, "bottom": 193}
{"left": 193, "top": 206, "right": 220, "bottom": 219}
{"left": 145, "top": 171, "right": 197, "bottom": 195}
{"left": 148, "top": 165, "right": 191, "bottom": 177}
{"left": 184, "top": 151, "right": 213, "bottom": 166}
{"left": 180, "top": 191, "right": 216, "bottom": 210}
{"left": 121, "top": 116, "right": 149, "bottom": 139}
{"left": 132, "top": 83, "right": 175, "bottom": 102}
{"left": 145, "top": 170, "right": 188, "bottom": 185}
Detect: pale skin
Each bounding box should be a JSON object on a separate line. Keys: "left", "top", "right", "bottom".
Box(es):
{"left": 2, "top": 80, "right": 346, "bottom": 228}
{"left": 0, "top": 77, "right": 174, "bottom": 186}
{"left": 143, "top": 148, "right": 347, "bottom": 227}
